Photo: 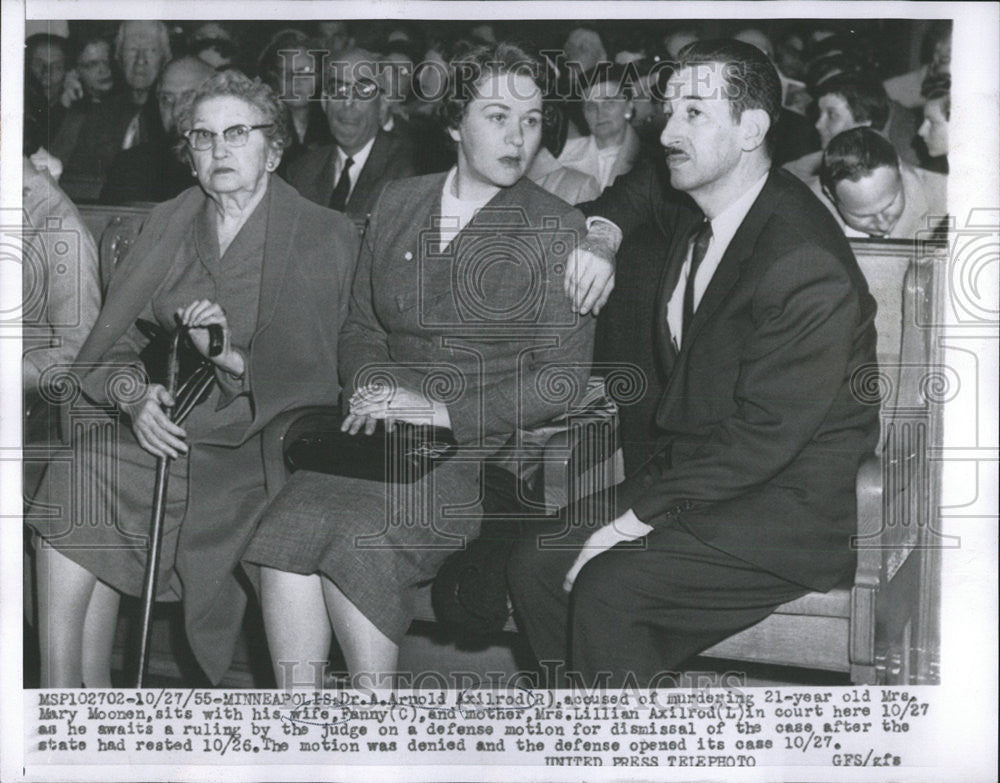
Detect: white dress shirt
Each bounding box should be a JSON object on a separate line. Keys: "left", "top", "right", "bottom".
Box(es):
{"left": 667, "top": 172, "right": 769, "bottom": 347}
{"left": 333, "top": 135, "right": 376, "bottom": 201}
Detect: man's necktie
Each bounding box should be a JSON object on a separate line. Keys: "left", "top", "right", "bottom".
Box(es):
{"left": 682, "top": 220, "right": 713, "bottom": 339}
{"left": 121, "top": 112, "right": 141, "bottom": 150}
{"left": 329, "top": 156, "right": 354, "bottom": 211}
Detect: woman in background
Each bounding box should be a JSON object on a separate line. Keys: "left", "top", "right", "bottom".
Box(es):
{"left": 557, "top": 63, "right": 641, "bottom": 192}
{"left": 257, "top": 29, "right": 332, "bottom": 175}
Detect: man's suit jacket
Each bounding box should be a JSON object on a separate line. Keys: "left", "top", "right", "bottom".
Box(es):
{"left": 99, "top": 139, "right": 196, "bottom": 204}
{"left": 283, "top": 128, "right": 417, "bottom": 228}
{"left": 51, "top": 91, "right": 163, "bottom": 194}
{"left": 613, "top": 169, "right": 880, "bottom": 593}
{"left": 582, "top": 158, "right": 693, "bottom": 471}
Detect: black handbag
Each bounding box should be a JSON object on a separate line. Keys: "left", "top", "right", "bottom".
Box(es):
{"left": 431, "top": 464, "right": 532, "bottom": 637}
{"left": 284, "top": 412, "right": 457, "bottom": 484}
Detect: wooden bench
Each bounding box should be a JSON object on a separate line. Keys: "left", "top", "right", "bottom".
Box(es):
{"left": 78, "top": 203, "right": 152, "bottom": 293}
{"left": 697, "top": 239, "right": 944, "bottom": 684}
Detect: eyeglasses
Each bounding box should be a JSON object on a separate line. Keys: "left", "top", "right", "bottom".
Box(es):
{"left": 184, "top": 124, "right": 274, "bottom": 150}
{"left": 325, "top": 78, "right": 379, "bottom": 101}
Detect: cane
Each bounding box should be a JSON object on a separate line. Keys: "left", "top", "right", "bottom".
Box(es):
{"left": 135, "top": 323, "right": 222, "bottom": 687}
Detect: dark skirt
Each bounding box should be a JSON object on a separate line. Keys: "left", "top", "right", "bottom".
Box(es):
{"left": 28, "top": 422, "right": 190, "bottom": 601}
{"left": 243, "top": 456, "right": 483, "bottom": 643}
{"left": 26, "top": 409, "right": 271, "bottom": 683}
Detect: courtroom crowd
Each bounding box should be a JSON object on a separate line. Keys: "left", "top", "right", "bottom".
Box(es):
{"left": 22, "top": 18, "right": 950, "bottom": 689}
{"left": 26, "top": 19, "right": 950, "bottom": 220}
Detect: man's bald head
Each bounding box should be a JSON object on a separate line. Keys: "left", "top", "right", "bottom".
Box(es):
{"left": 327, "top": 47, "right": 380, "bottom": 81}
{"left": 734, "top": 28, "right": 775, "bottom": 61}
{"left": 564, "top": 27, "right": 607, "bottom": 75}
{"left": 157, "top": 56, "right": 216, "bottom": 134}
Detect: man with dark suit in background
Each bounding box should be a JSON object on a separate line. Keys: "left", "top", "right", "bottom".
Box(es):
{"left": 50, "top": 21, "right": 171, "bottom": 200}
{"left": 100, "top": 56, "right": 216, "bottom": 204}
{"left": 283, "top": 47, "right": 416, "bottom": 229}
{"left": 507, "top": 40, "right": 879, "bottom": 687}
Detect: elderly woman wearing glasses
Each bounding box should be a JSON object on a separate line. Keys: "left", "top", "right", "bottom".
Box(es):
{"left": 28, "top": 70, "right": 358, "bottom": 687}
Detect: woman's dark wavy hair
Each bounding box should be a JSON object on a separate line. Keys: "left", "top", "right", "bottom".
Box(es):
{"left": 256, "top": 28, "right": 310, "bottom": 83}
{"left": 440, "top": 42, "right": 545, "bottom": 130}
{"left": 173, "top": 69, "right": 292, "bottom": 164}
{"left": 816, "top": 74, "right": 890, "bottom": 132}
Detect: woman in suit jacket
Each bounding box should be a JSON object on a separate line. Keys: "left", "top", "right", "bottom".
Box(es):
{"left": 28, "top": 71, "right": 358, "bottom": 686}
{"left": 245, "top": 43, "right": 595, "bottom": 691}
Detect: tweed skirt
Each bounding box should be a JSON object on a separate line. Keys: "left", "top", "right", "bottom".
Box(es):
{"left": 244, "top": 456, "right": 484, "bottom": 643}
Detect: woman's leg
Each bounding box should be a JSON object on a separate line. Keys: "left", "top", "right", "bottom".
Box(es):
{"left": 320, "top": 578, "right": 398, "bottom": 692}
{"left": 81, "top": 581, "right": 120, "bottom": 687}
{"left": 36, "top": 545, "right": 119, "bottom": 687}
{"left": 260, "top": 567, "right": 332, "bottom": 690}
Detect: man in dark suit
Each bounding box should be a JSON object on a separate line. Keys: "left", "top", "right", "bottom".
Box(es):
{"left": 283, "top": 47, "right": 416, "bottom": 228}
{"left": 100, "top": 56, "right": 215, "bottom": 204}
{"left": 50, "top": 21, "right": 171, "bottom": 200}
{"left": 507, "top": 40, "right": 879, "bottom": 687}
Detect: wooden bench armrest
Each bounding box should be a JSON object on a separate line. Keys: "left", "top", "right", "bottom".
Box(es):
{"left": 853, "top": 451, "right": 883, "bottom": 588}
{"left": 542, "top": 414, "right": 620, "bottom": 513}
{"left": 261, "top": 405, "right": 342, "bottom": 498}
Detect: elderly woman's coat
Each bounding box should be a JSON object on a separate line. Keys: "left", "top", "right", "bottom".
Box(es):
{"left": 30, "top": 176, "right": 358, "bottom": 683}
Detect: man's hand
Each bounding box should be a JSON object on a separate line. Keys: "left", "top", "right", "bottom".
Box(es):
{"left": 563, "top": 509, "right": 653, "bottom": 592}
{"left": 564, "top": 218, "right": 621, "bottom": 315}
{"left": 59, "top": 69, "right": 83, "bottom": 108}
{"left": 29, "top": 148, "right": 63, "bottom": 181}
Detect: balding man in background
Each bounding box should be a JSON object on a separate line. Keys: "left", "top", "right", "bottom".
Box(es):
{"left": 283, "top": 47, "right": 417, "bottom": 229}
{"left": 100, "top": 56, "right": 216, "bottom": 204}
{"left": 816, "top": 127, "right": 947, "bottom": 240}
{"left": 51, "top": 20, "right": 171, "bottom": 200}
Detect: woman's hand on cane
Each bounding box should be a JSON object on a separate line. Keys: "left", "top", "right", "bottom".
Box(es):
{"left": 123, "top": 384, "right": 188, "bottom": 458}
{"left": 176, "top": 300, "right": 244, "bottom": 378}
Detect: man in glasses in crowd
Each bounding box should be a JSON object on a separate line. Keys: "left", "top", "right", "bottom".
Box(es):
{"left": 283, "top": 47, "right": 417, "bottom": 229}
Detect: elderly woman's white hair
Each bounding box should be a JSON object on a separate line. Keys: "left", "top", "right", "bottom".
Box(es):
{"left": 114, "top": 20, "right": 172, "bottom": 62}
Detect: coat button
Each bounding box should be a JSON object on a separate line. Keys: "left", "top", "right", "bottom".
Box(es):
{"left": 404, "top": 251, "right": 413, "bottom": 261}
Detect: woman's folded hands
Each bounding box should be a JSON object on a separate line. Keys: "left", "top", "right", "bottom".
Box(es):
{"left": 342, "top": 383, "right": 452, "bottom": 436}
